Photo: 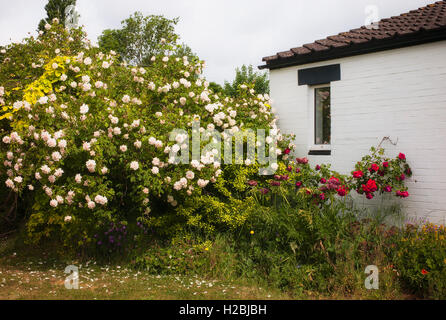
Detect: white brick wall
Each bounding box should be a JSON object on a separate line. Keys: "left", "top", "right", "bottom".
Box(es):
{"left": 269, "top": 41, "right": 446, "bottom": 224}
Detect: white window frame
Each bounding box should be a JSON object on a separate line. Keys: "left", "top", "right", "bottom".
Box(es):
{"left": 308, "top": 83, "right": 331, "bottom": 152}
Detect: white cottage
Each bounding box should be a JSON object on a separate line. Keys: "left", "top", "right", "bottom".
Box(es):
{"left": 260, "top": 1, "right": 446, "bottom": 223}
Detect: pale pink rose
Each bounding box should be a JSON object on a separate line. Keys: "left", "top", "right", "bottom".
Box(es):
{"left": 83, "top": 142, "right": 91, "bottom": 151}
{"left": 86, "top": 160, "right": 96, "bottom": 173}
{"left": 54, "top": 168, "right": 64, "bottom": 177}
{"left": 52, "top": 151, "right": 62, "bottom": 162}
{"left": 186, "top": 171, "right": 195, "bottom": 180}
{"left": 5, "top": 179, "right": 14, "bottom": 188}
{"left": 41, "top": 165, "right": 51, "bottom": 175}
{"left": 130, "top": 161, "right": 139, "bottom": 171}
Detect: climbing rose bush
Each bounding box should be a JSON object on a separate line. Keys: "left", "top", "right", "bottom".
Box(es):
{"left": 247, "top": 146, "right": 412, "bottom": 208}
{"left": 0, "top": 21, "right": 293, "bottom": 248}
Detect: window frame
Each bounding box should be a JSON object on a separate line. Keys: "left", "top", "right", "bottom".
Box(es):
{"left": 309, "top": 83, "right": 331, "bottom": 153}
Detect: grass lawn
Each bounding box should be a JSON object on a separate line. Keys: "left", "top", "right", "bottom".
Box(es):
{"left": 0, "top": 245, "right": 291, "bottom": 300}
{"left": 0, "top": 235, "right": 416, "bottom": 300}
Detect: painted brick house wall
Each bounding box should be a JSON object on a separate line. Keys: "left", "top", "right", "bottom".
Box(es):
{"left": 269, "top": 40, "right": 446, "bottom": 224}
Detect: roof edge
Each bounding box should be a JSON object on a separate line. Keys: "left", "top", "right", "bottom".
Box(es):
{"left": 259, "top": 27, "right": 446, "bottom": 70}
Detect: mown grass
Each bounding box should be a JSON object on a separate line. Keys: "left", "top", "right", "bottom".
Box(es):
{"left": 0, "top": 236, "right": 291, "bottom": 300}
{"left": 0, "top": 233, "right": 415, "bottom": 300}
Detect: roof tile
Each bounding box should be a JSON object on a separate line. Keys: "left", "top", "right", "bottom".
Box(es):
{"left": 262, "top": 1, "right": 446, "bottom": 65}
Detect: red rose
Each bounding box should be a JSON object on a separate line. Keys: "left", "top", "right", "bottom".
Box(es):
{"left": 398, "top": 153, "right": 406, "bottom": 160}
{"left": 328, "top": 177, "right": 340, "bottom": 184}
{"left": 319, "top": 193, "right": 326, "bottom": 200}
{"left": 337, "top": 186, "right": 348, "bottom": 197}
{"left": 383, "top": 162, "right": 389, "bottom": 168}
{"left": 320, "top": 178, "right": 327, "bottom": 184}
{"left": 421, "top": 269, "right": 429, "bottom": 275}
{"left": 369, "top": 164, "right": 379, "bottom": 172}
{"left": 362, "top": 179, "right": 377, "bottom": 193}
{"left": 396, "top": 190, "right": 409, "bottom": 198}
{"left": 284, "top": 148, "right": 291, "bottom": 155}
{"left": 366, "top": 193, "right": 374, "bottom": 200}
{"left": 384, "top": 186, "right": 392, "bottom": 193}
{"left": 353, "top": 171, "right": 363, "bottom": 179}
{"left": 315, "top": 165, "right": 321, "bottom": 171}
{"left": 296, "top": 181, "right": 303, "bottom": 188}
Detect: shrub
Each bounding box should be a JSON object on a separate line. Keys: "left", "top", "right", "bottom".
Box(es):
{"left": 389, "top": 223, "right": 446, "bottom": 299}
{"left": 0, "top": 21, "right": 294, "bottom": 250}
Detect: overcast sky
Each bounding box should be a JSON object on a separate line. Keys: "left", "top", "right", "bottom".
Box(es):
{"left": 0, "top": 0, "right": 436, "bottom": 84}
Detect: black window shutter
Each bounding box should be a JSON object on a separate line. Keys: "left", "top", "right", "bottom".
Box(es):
{"left": 298, "top": 64, "right": 341, "bottom": 86}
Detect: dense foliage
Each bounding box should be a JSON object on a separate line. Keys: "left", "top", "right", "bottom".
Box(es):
{"left": 1, "top": 18, "right": 444, "bottom": 300}
{"left": 224, "top": 64, "right": 269, "bottom": 97}
{"left": 98, "top": 12, "right": 182, "bottom": 66}
{"left": 38, "top": 0, "right": 77, "bottom": 32}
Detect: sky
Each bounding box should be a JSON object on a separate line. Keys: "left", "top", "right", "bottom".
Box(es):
{"left": 0, "top": 0, "right": 437, "bottom": 85}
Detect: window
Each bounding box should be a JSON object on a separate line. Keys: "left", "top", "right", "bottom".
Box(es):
{"left": 314, "top": 86, "right": 331, "bottom": 145}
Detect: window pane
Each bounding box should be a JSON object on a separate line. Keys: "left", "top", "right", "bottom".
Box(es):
{"left": 315, "top": 87, "right": 331, "bottom": 145}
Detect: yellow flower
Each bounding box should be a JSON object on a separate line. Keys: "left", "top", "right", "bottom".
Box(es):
{"left": 250, "top": 230, "right": 255, "bottom": 235}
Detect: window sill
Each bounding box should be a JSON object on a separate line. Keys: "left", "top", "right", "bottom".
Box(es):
{"left": 308, "top": 150, "right": 331, "bottom": 156}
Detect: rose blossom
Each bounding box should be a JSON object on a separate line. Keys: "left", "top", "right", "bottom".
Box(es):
{"left": 186, "top": 171, "right": 195, "bottom": 180}
{"left": 41, "top": 165, "right": 51, "bottom": 175}
{"left": 197, "top": 179, "right": 209, "bottom": 188}
{"left": 52, "top": 151, "right": 62, "bottom": 162}
{"left": 353, "top": 171, "right": 363, "bottom": 179}
{"left": 86, "top": 160, "right": 96, "bottom": 173}
{"left": 80, "top": 104, "right": 89, "bottom": 114}
{"left": 94, "top": 195, "right": 108, "bottom": 205}
{"left": 134, "top": 141, "right": 142, "bottom": 149}
{"left": 130, "top": 161, "right": 139, "bottom": 171}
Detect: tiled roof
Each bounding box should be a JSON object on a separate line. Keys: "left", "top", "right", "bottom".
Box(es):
{"left": 260, "top": 1, "right": 446, "bottom": 69}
